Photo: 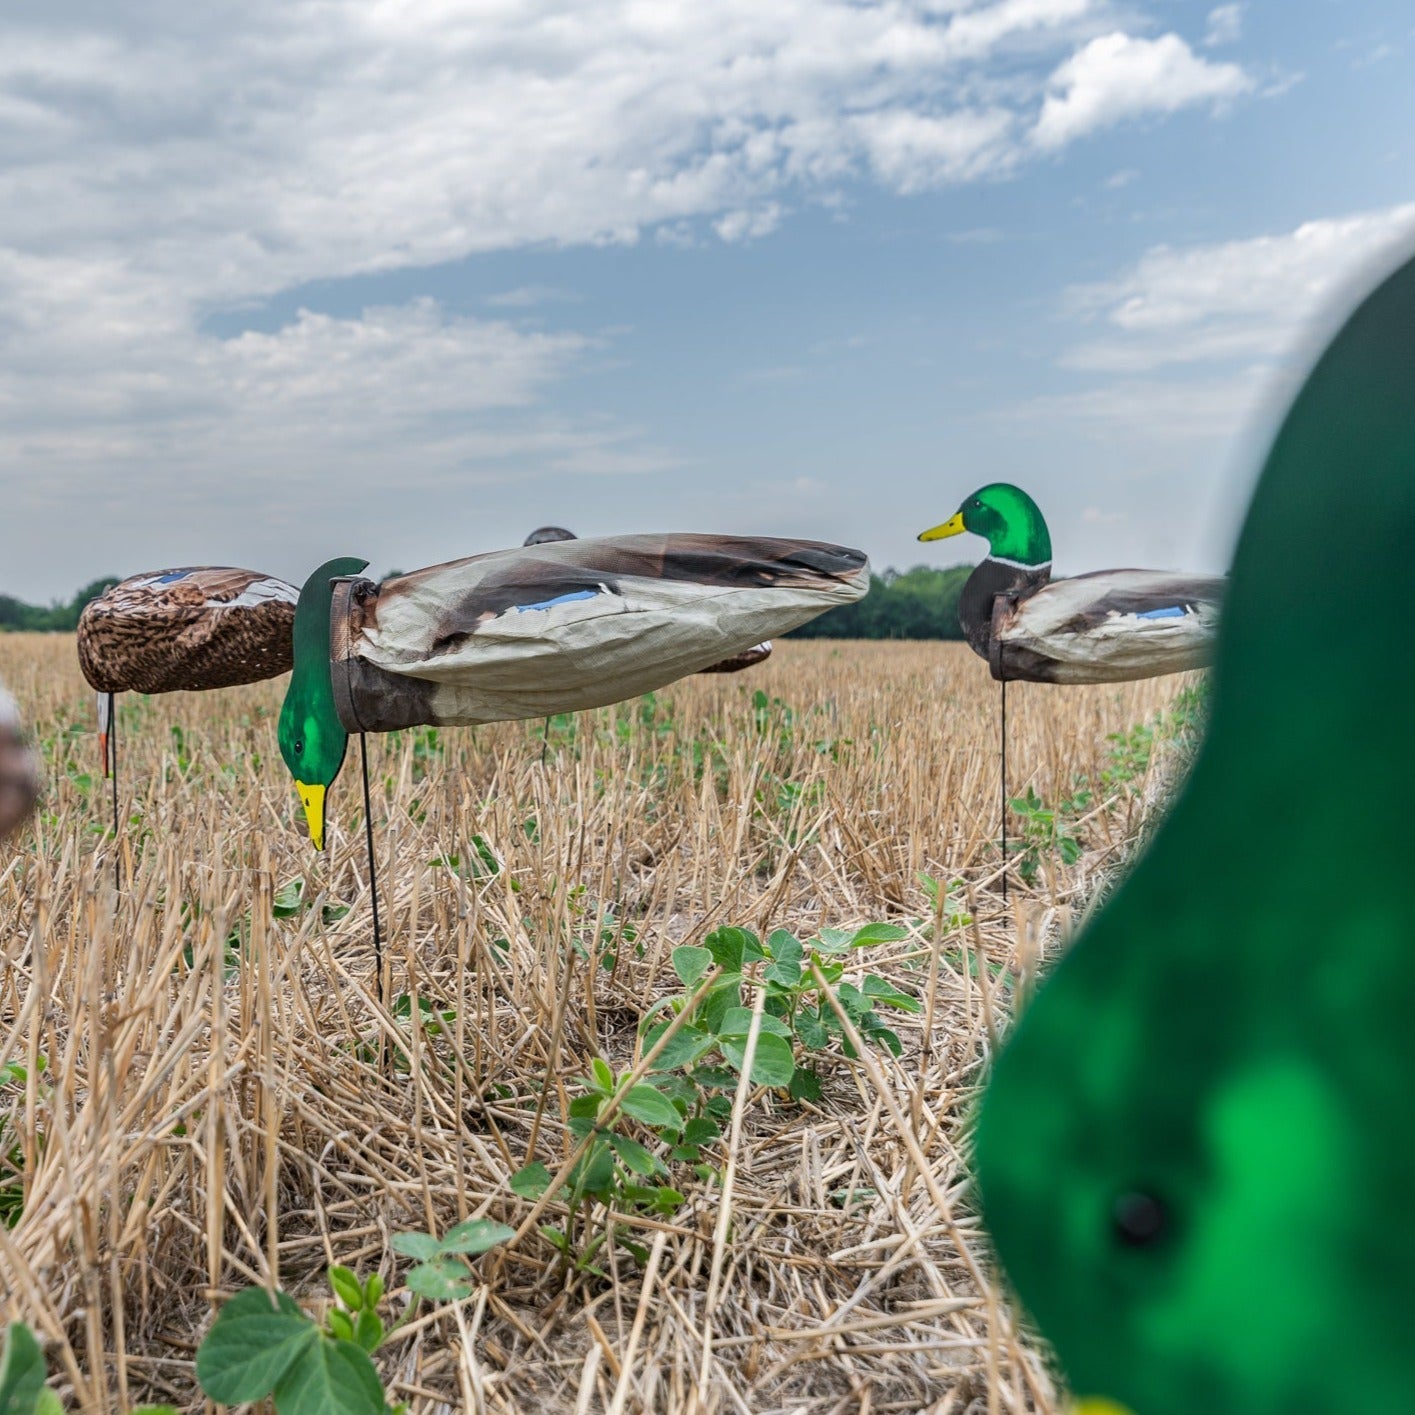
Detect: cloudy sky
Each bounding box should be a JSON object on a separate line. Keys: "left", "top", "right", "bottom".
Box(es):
{"left": 2, "top": 0, "right": 1412, "bottom": 599}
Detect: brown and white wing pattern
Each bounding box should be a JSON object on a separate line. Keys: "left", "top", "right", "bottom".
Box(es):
{"left": 78, "top": 567, "right": 299, "bottom": 694}
{"left": 330, "top": 534, "right": 868, "bottom": 730}
{"left": 696, "top": 641, "right": 773, "bottom": 674}
{"left": 0, "top": 681, "right": 39, "bottom": 838}
{"left": 989, "top": 569, "right": 1225, "bottom": 684}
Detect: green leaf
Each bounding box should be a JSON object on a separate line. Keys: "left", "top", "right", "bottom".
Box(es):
{"left": 35, "top": 1393, "right": 64, "bottom": 1415}
{"left": 848, "top": 922, "right": 910, "bottom": 948}
{"left": 795, "top": 1010, "right": 830, "bottom": 1050}
{"left": 326, "top": 1310, "right": 355, "bottom": 1343}
{"left": 353, "top": 1310, "right": 383, "bottom": 1354}
{"left": 763, "top": 955, "right": 802, "bottom": 988}
{"left": 363, "top": 1273, "right": 384, "bottom": 1309}
{"left": 693, "top": 1066, "right": 739, "bottom": 1092}
{"left": 652, "top": 1186, "right": 685, "bottom": 1212}
{"left": 859, "top": 1017, "right": 903, "bottom": 1057}
{"left": 0, "top": 1322, "right": 48, "bottom": 1415}
{"left": 862, "top": 976, "right": 922, "bottom": 1013}
{"left": 569, "top": 1141, "right": 616, "bottom": 1196}
{"left": 389, "top": 1232, "right": 441, "bottom": 1262}
{"left": 129, "top": 1407, "right": 179, "bottom": 1415}
{"left": 681, "top": 1117, "right": 721, "bottom": 1146}
{"left": 814, "top": 928, "right": 855, "bottom": 954}
{"left": 469, "top": 834, "right": 501, "bottom": 878}
{"left": 196, "top": 1288, "right": 317, "bottom": 1404}
{"left": 509, "top": 1162, "right": 554, "bottom": 1200}
{"left": 765, "top": 930, "right": 802, "bottom": 964}
{"left": 405, "top": 1257, "right": 475, "bottom": 1303}
{"left": 788, "top": 1067, "right": 824, "bottom": 1102}
{"left": 643, "top": 1022, "right": 716, "bottom": 1071}
{"left": 540, "top": 1225, "right": 571, "bottom": 1254}
{"left": 328, "top": 1266, "right": 364, "bottom": 1312}
{"left": 589, "top": 1058, "right": 615, "bottom": 1095}
{"left": 671, "top": 946, "right": 712, "bottom": 989}
{"left": 440, "top": 1218, "right": 515, "bottom": 1257}
{"left": 704, "top": 927, "right": 746, "bottom": 971}
{"left": 649, "top": 1071, "right": 699, "bottom": 1107}
{"left": 273, "top": 1334, "right": 385, "bottom": 1415}
{"left": 718, "top": 1008, "right": 791, "bottom": 1040}
{"left": 272, "top": 880, "right": 305, "bottom": 918}
{"left": 619, "top": 1084, "right": 681, "bottom": 1130}
{"left": 694, "top": 974, "right": 742, "bottom": 1034}
{"left": 607, "top": 1132, "right": 663, "bottom": 1176}
{"left": 719, "top": 1032, "right": 795, "bottom": 1088}
{"left": 837, "top": 983, "right": 870, "bottom": 1019}
{"left": 568, "top": 1093, "right": 602, "bottom": 1121}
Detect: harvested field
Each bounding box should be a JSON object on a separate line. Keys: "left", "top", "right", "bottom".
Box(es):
{"left": 0, "top": 632, "right": 1197, "bottom": 1414}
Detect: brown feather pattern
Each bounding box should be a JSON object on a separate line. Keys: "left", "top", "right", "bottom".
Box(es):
{"left": 77, "top": 567, "right": 298, "bottom": 694}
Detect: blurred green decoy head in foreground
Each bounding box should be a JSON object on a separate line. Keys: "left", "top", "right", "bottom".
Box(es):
{"left": 278, "top": 557, "right": 368, "bottom": 850}
{"left": 975, "top": 251, "right": 1415, "bottom": 1414}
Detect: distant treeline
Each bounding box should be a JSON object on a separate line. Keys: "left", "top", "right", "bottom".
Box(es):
{"left": 0, "top": 578, "right": 119, "bottom": 632}
{"left": 0, "top": 564, "right": 972, "bottom": 641}
{"left": 789, "top": 565, "right": 970, "bottom": 640}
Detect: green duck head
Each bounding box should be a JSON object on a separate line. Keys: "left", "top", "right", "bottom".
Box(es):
{"left": 278, "top": 557, "right": 368, "bottom": 850}
{"left": 975, "top": 254, "right": 1415, "bottom": 1414}
{"left": 917, "top": 483, "right": 1052, "bottom": 567}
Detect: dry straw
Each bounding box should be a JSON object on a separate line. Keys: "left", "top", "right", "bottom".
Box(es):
{"left": 0, "top": 633, "right": 1192, "bottom": 1413}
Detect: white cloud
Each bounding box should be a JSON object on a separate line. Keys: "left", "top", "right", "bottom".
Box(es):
{"left": 713, "top": 204, "right": 786, "bottom": 243}
{"left": 0, "top": 0, "right": 1267, "bottom": 592}
{"left": 485, "top": 286, "right": 581, "bottom": 309}
{"left": 852, "top": 107, "right": 1021, "bottom": 191}
{"left": 1204, "top": 4, "right": 1244, "bottom": 47}
{"left": 1033, "top": 32, "right": 1253, "bottom": 149}
{"left": 1061, "top": 203, "right": 1415, "bottom": 372}
{"left": 1011, "top": 368, "right": 1277, "bottom": 443}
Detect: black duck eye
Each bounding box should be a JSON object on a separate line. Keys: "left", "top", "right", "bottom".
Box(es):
{"left": 1112, "top": 1191, "right": 1170, "bottom": 1248}
{"left": 294, "top": 739, "right": 303, "bottom": 754}
{"left": 972, "top": 499, "right": 983, "bottom": 509}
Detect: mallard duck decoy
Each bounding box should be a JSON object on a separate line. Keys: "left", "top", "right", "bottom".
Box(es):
{"left": 279, "top": 533, "right": 868, "bottom": 847}
{"left": 77, "top": 567, "right": 300, "bottom": 800}
{"left": 918, "top": 485, "right": 1223, "bottom": 683}
{"left": 0, "top": 680, "right": 38, "bottom": 839}
{"left": 78, "top": 567, "right": 299, "bottom": 696}
{"left": 520, "top": 527, "right": 775, "bottom": 673}
{"left": 974, "top": 251, "right": 1415, "bottom": 1413}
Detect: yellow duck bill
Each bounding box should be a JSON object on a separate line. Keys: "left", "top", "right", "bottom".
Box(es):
{"left": 1073, "top": 1400, "right": 1136, "bottom": 1414}
{"left": 917, "top": 512, "right": 966, "bottom": 542}
{"left": 295, "top": 781, "right": 327, "bottom": 851}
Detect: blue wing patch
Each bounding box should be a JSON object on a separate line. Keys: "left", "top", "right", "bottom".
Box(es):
{"left": 155, "top": 571, "right": 193, "bottom": 584}
{"left": 512, "top": 588, "right": 601, "bottom": 614}
{"left": 1136, "top": 606, "right": 1187, "bottom": 620}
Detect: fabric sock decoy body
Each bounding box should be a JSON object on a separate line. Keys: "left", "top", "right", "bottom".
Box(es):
{"left": 0, "top": 680, "right": 39, "bottom": 839}
{"left": 77, "top": 567, "right": 301, "bottom": 795}
{"left": 918, "top": 484, "right": 1223, "bottom": 683}
{"left": 280, "top": 533, "right": 868, "bottom": 848}
{"left": 974, "top": 251, "right": 1415, "bottom": 1413}
{"left": 521, "top": 526, "right": 775, "bottom": 674}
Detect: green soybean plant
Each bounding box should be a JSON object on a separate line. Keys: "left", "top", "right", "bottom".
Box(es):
{"left": 0, "top": 1321, "right": 175, "bottom": 1415}
{"left": 391, "top": 1218, "right": 515, "bottom": 1302}
{"left": 196, "top": 1267, "right": 399, "bottom": 1415}
{"left": 511, "top": 1061, "right": 688, "bottom": 1274}
{"left": 643, "top": 923, "right": 919, "bottom": 1104}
